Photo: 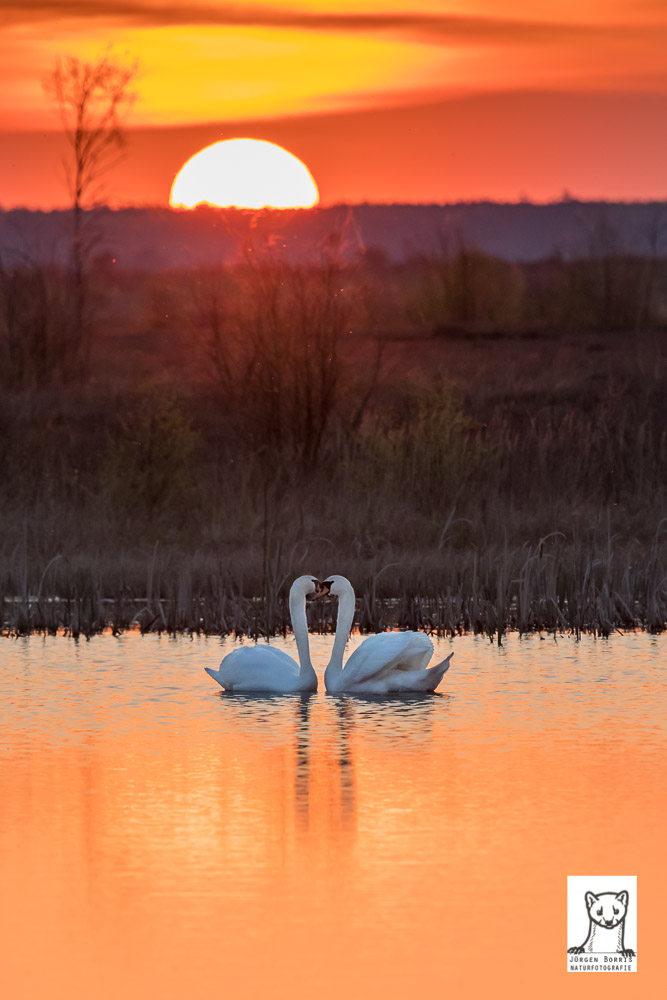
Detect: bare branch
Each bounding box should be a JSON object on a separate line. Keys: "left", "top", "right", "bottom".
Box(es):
{"left": 43, "top": 53, "right": 137, "bottom": 210}
{"left": 41, "top": 52, "right": 138, "bottom": 375}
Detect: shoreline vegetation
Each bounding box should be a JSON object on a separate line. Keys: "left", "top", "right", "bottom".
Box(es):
{"left": 1, "top": 208, "right": 666, "bottom": 641}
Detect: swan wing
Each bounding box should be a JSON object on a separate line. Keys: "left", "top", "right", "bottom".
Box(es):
{"left": 206, "top": 644, "right": 300, "bottom": 692}
{"left": 342, "top": 631, "right": 434, "bottom": 688}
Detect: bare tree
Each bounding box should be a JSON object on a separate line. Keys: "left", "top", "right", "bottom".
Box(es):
{"left": 43, "top": 53, "right": 137, "bottom": 372}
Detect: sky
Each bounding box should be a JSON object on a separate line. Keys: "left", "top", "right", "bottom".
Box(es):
{"left": 2, "top": 0, "right": 667, "bottom": 207}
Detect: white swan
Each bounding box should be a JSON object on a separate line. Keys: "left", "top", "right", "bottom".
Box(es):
{"left": 320, "top": 575, "right": 453, "bottom": 694}
{"left": 205, "top": 575, "right": 318, "bottom": 692}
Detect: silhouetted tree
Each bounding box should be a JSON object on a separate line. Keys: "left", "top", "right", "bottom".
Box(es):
{"left": 43, "top": 53, "right": 137, "bottom": 373}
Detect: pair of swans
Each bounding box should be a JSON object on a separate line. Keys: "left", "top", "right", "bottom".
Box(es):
{"left": 205, "top": 575, "right": 453, "bottom": 694}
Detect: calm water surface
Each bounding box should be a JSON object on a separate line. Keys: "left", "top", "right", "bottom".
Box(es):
{"left": 0, "top": 632, "right": 665, "bottom": 999}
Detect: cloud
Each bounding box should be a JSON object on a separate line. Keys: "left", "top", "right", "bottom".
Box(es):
{"left": 2, "top": 1, "right": 662, "bottom": 47}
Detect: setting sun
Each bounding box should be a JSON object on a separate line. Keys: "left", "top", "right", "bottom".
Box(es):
{"left": 169, "top": 138, "right": 319, "bottom": 210}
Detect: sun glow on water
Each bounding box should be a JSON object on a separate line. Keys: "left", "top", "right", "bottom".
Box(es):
{"left": 169, "top": 138, "right": 319, "bottom": 210}
{"left": 0, "top": 634, "right": 663, "bottom": 996}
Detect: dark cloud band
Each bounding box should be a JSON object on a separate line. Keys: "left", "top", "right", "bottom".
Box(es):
{"left": 1, "top": 1, "right": 656, "bottom": 47}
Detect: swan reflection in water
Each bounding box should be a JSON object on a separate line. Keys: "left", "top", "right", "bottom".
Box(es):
{"left": 210, "top": 688, "right": 446, "bottom": 836}
{"left": 294, "top": 696, "right": 357, "bottom": 831}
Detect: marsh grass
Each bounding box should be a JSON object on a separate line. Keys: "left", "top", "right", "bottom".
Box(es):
{"left": 1, "top": 246, "right": 666, "bottom": 640}
{"left": 2, "top": 515, "right": 665, "bottom": 641}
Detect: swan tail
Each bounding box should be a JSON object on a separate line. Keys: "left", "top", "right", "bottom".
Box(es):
{"left": 387, "top": 652, "right": 453, "bottom": 692}
{"left": 425, "top": 652, "right": 453, "bottom": 690}
{"left": 205, "top": 666, "right": 223, "bottom": 686}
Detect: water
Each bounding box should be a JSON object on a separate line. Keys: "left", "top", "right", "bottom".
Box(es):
{"left": 0, "top": 632, "right": 664, "bottom": 998}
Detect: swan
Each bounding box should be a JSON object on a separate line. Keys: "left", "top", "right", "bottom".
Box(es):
{"left": 319, "top": 575, "right": 453, "bottom": 694}
{"left": 205, "top": 575, "right": 318, "bottom": 692}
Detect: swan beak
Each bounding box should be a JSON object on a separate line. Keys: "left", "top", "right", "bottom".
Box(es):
{"left": 313, "top": 579, "right": 332, "bottom": 599}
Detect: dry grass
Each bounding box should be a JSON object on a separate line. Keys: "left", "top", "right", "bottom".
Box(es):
{"left": 1, "top": 250, "right": 666, "bottom": 639}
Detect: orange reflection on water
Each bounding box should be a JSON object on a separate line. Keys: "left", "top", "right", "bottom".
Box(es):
{"left": 0, "top": 633, "right": 664, "bottom": 998}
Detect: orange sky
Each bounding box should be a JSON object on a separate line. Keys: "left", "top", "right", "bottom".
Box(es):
{"left": 2, "top": 0, "right": 667, "bottom": 206}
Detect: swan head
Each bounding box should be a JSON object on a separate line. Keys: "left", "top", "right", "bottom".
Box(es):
{"left": 314, "top": 575, "right": 352, "bottom": 599}
{"left": 290, "top": 575, "right": 321, "bottom": 600}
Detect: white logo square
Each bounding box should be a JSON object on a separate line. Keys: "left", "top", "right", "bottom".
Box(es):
{"left": 567, "top": 875, "right": 637, "bottom": 972}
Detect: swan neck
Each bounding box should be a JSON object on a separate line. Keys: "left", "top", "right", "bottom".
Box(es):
{"left": 289, "top": 587, "right": 313, "bottom": 674}
{"left": 326, "top": 585, "right": 356, "bottom": 680}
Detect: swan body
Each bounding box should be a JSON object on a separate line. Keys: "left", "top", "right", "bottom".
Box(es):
{"left": 205, "top": 576, "right": 318, "bottom": 692}
{"left": 321, "top": 575, "right": 453, "bottom": 694}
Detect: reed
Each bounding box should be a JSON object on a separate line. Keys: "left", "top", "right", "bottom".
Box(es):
{"left": 1, "top": 527, "right": 664, "bottom": 638}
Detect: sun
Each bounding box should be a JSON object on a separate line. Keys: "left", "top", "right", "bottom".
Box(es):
{"left": 169, "top": 138, "right": 319, "bottom": 210}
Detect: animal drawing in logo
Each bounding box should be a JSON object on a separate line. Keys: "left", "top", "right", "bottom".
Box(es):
{"left": 568, "top": 890, "right": 635, "bottom": 958}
